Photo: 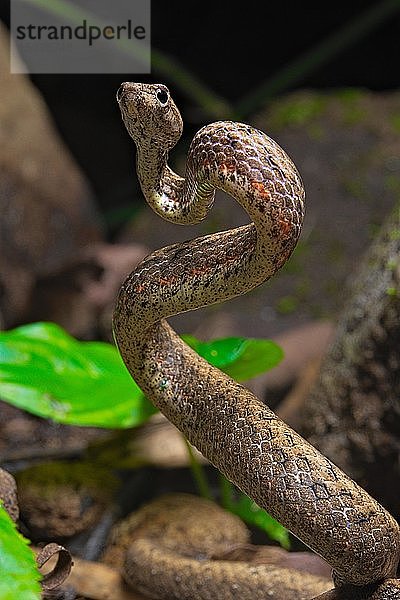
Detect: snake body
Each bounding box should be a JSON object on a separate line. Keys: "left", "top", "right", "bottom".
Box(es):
{"left": 104, "top": 492, "right": 332, "bottom": 599}
{"left": 113, "top": 82, "right": 400, "bottom": 598}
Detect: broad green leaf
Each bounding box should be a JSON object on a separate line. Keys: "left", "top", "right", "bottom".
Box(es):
{"left": 0, "top": 323, "right": 282, "bottom": 430}
{"left": 0, "top": 322, "right": 156, "bottom": 428}
{"left": 182, "top": 335, "right": 283, "bottom": 381}
{"left": 0, "top": 504, "right": 41, "bottom": 599}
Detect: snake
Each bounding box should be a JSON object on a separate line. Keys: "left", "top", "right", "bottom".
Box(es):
{"left": 112, "top": 82, "right": 400, "bottom": 599}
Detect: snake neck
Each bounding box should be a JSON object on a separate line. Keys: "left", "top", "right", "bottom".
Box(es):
{"left": 135, "top": 137, "right": 216, "bottom": 225}
{"left": 135, "top": 142, "right": 165, "bottom": 191}
{"left": 135, "top": 143, "right": 171, "bottom": 207}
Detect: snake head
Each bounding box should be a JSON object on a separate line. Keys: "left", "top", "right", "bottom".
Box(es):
{"left": 117, "top": 82, "right": 183, "bottom": 149}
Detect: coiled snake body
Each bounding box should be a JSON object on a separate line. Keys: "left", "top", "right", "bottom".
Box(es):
{"left": 113, "top": 82, "right": 400, "bottom": 599}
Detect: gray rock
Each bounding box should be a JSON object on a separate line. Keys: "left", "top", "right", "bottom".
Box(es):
{"left": 0, "top": 23, "right": 103, "bottom": 326}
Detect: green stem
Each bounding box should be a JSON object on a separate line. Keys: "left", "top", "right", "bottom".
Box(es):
{"left": 151, "top": 49, "right": 234, "bottom": 120}
{"left": 183, "top": 437, "right": 213, "bottom": 501}
{"left": 218, "top": 473, "right": 234, "bottom": 510}
{"left": 236, "top": 0, "right": 400, "bottom": 117}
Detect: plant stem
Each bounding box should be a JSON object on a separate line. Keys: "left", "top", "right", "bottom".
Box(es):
{"left": 218, "top": 473, "right": 234, "bottom": 510}
{"left": 183, "top": 437, "right": 213, "bottom": 501}
{"left": 236, "top": 0, "right": 400, "bottom": 117}
{"left": 151, "top": 49, "right": 234, "bottom": 120}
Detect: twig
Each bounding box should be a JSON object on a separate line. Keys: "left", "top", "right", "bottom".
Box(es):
{"left": 236, "top": 0, "right": 400, "bottom": 116}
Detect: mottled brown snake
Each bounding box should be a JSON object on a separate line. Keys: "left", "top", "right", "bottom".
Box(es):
{"left": 113, "top": 82, "right": 400, "bottom": 599}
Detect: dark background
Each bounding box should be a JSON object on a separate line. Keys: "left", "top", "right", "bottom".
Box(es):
{"left": 1, "top": 0, "right": 400, "bottom": 224}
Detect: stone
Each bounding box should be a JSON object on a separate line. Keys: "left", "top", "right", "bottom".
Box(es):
{"left": 0, "top": 22, "right": 102, "bottom": 326}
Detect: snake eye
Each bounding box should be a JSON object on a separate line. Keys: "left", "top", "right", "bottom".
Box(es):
{"left": 156, "top": 88, "right": 169, "bottom": 106}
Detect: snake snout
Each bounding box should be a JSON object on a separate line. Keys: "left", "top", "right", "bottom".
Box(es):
{"left": 117, "top": 82, "right": 142, "bottom": 105}
{"left": 116, "top": 82, "right": 132, "bottom": 103}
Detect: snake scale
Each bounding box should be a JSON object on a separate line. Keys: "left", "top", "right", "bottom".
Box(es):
{"left": 113, "top": 82, "right": 400, "bottom": 599}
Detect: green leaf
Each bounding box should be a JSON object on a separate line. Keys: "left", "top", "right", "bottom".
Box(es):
{"left": 0, "top": 322, "right": 156, "bottom": 429}
{"left": 0, "top": 323, "right": 282, "bottom": 430}
{"left": 0, "top": 504, "right": 41, "bottom": 599}
{"left": 182, "top": 335, "right": 283, "bottom": 381}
